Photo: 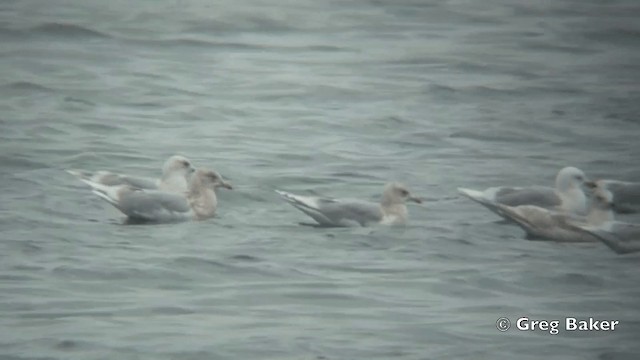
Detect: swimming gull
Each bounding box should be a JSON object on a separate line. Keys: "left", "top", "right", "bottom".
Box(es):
{"left": 458, "top": 166, "right": 592, "bottom": 217}
{"left": 466, "top": 183, "right": 616, "bottom": 242}
{"left": 76, "top": 168, "right": 232, "bottom": 222}
{"left": 568, "top": 187, "right": 640, "bottom": 254}
{"left": 275, "top": 182, "right": 422, "bottom": 227}
{"left": 589, "top": 179, "right": 640, "bottom": 214}
{"left": 67, "top": 155, "right": 195, "bottom": 194}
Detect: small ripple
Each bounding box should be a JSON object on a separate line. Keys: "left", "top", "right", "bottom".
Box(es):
{"left": 556, "top": 272, "right": 605, "bottom": 287}
{"left": 29, "top": 23, "right": 110, "bottom": 39}
{"left": 127, "top": 37, "right": 351, "bottom": 54}
{"left": 56, "top": 339, "right": 80, "bottom": 350}
{"left": 63, "top": 96, "right": 95, "bottom": 107}
{"left": 519, "top": 40, "right": 600, "bottom": 55}
{"left": 0, "top": 27, "right": 26, "bottom": 40}
{"left": 19, "top": 310, "right": 114, "bottom": 319}
{"left": 12, "top": 264, "right": 45, "bottom": 271}
{"left": 449, "top": 129, "right": 541, "bottom": 143}
{"left": 229, "top": 254, "right": 263, "bottom": 262}
{"left": 369, "top": 115, "right": 416, "bottom": 129}
{"left": 328, "top": 172, "right": 379, "bottom": 180}
{"left": 171, "top": 256, "right": 234, "bottom": 271}
{"left": 184, "top": 17, "right": 294, "bottom": 35}
{"left": 425, "top": 83, "right": 457, "bottom": 95}
{"left": 0, "top": 356, "right": 57, "bottom": 360}
{"left": 1, "top": 81, "right": 54, "bottom": 93}
{"left": 2, "top": 239, "right": 43, "bottom": 254}
{"left": 583, "top": 27, "right": 640, "bottom": 47}
{"left": 51, "top": 265, "right": 146, "bottom": 281}
{"left": 0, "top": 153, "right": 50, "bottom": 170}
{"left": 0, "top": 274, "right": 37, "bottom": 281}
{"left": 129, "top": 37, "right": 268, "bottom": 51}
{"left": 149, "top": 306, "right": 196, "bottom": 315}
{"left": 597, "top": 351, "right": 639, "bottom": 360}
{"left": 75, "top": 121, "right": 124, "bottom": 133}
{"left": 304, "top": 45, "right": 349, "bottom": 52}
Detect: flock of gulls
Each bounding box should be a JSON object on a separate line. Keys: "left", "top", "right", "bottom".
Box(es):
{"left": 67, "top": 155, "right": 640, "bottom": 255}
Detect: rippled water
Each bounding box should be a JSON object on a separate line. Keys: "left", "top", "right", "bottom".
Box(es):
{"left": 1, "top": 0, "right": 640, "bottom": 359}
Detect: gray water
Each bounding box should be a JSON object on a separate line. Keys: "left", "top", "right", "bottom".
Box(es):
{"left": 1, "top": 0, "right": 640, "bottom": 359}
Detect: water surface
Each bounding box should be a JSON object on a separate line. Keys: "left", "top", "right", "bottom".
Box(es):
{"left": 1, "top": 0, "right": 639, "bottom": 359}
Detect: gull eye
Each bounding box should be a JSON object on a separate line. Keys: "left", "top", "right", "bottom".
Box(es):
{"left": 182, "top": 160, "right": 190, "bottom": 167}
{"left": 400, "top": 189, "right": 409, "bottom": 196}
{"left": 209, "top": 173, "right": 218, "bottom": 180}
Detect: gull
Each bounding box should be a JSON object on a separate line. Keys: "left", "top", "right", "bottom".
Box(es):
{"left": 67, "top": 155, "right": 195, "bottom": 193}
{"left": 569, "top": 187, "right": 640, "bottom": 254}
{"left": 590, "top": 179, "right": 640, "bottom": 214}
{"left": 467, "top": 183, "right": 616, "bottom": 242}
{"left": 275, "top": 182, "right": 422, "bottom": 227}
{"left": 76, "top": 169, "right": 232, "bottom": 222}
{"left": 458, "top": 166, "right": 592, "bottom": 217}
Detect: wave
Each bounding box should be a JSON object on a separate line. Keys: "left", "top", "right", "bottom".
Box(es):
{"left": 0, "top": 22, "right": 111, "bottom": 41}
{"left": 28, "top": 22, "right": 110, "bottom": 39}
{"left": 449, "top": 129, "right": 542, "bottom": 144}
{"left": 184, "top": 17, "right": 294, "bottom": 35}
{"left": 128, "top": 37, "right": 266, "bottom": 50}
{"left": 2, "top": 81, "right": 54, "bottom": 92}
{"left": 128, "top": 37, "right": 349, "bottom": 53}
{"left": 0, "top": 27, "right": 24, "bottom": 39}
{"left": 583, "top": 27, "right": 640, "bottom": 47}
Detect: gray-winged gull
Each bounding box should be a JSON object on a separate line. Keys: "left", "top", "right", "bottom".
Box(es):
{"left": 458, "top": 166, "right": 592, "bottom": 217}
{"left": 76, "top": 168, "right": 232, "bottom": 222}
{"left": 67, "top": 155, "right": 195, "bottom": 193}
{"left": 275, "top": 182, "right": 422, "bottom": 227}
{"left": 464, "top": 183, "right": 616, "bottom": 242}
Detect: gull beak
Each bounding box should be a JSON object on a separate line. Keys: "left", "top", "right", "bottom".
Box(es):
{"left": 221, "top": 181, "right": 233, "bottom": 190}
{"left": 409, "top": 196, "right": 423, "bottom": 204}
{"left": 583, "top": 180, "right": 597, "bottom": 191}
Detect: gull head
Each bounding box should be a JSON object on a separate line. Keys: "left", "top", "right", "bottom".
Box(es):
{"left": 590, "top": 185, "right": 615, "bottom": 212}
{"left": 196, "top": 169, "right": 233, "bottom": 191}
{"left": 555, "top": 167, "right": 589, "bottom": 192}
{"left": 382, "top": 182, "right": 422, "bottom": 205}
{"left": 163, "top": 155, "right": 195, "bottom": 178}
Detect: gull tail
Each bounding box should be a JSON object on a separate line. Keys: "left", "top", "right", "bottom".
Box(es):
{"left": 77, "top": 178, "right": 122, "bottom": 207}
{"left": 457, "top": 187, "right": 486, "bottom": 201}
{"left": 275, "top": 190, "right": 321, "bottom": 211}
{"left": 66, "top": 169, "right": 102, "bottom": 189}
{"left": 457, "top": 187, "right": 504, "bottom": 218}
{"left": 66, "top": 169, "right": 94, "bottom": 183}
{"left": 567, "top": 224, "right": 633, "bottom": 255}
{"left": 275, "top": 190, "right": 333, "bottom": 225}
